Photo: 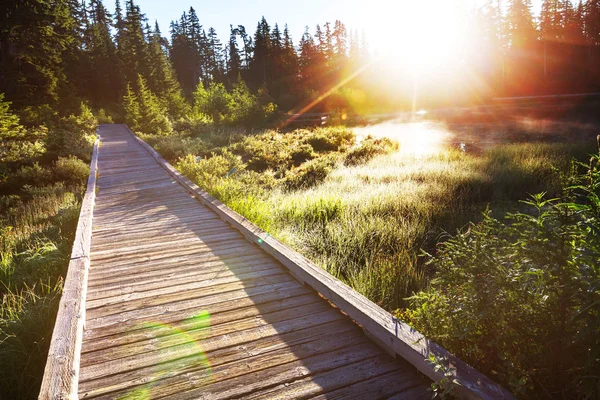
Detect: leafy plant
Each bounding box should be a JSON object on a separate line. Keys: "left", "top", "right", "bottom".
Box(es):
{"left": 406, "top": 152, "right": 600, "bottom": 398}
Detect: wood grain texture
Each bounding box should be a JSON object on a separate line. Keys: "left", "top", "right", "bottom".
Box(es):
{"left": 129, "top": 124, "right": 515, "bottom": 400}
{"left": 39, "top": 137, "right": 100, "bottom": 400}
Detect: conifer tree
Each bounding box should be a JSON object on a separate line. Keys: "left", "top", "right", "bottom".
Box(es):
{"left": 228, "top": 25, "right": 242, "bottom": 84}
{"left": 87, "top": 0, "right": 122, "bottom": 104}
{"left": 147, "top": 22, "right": 188, "bottom": 119}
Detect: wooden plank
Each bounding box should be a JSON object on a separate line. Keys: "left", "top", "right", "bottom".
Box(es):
{"left": 84, "top": 274, "right": 297, "bottom": 317}
{"left": 83, "top": 280, "right": 304, "bottom": 332}
{"left": 39, "top": 138, "right": 100, "bottom": 400}
{"left": 79, "top": 304, "right": 337, "bottom": 382}
{"left": 81, "top": 292, "right": 323, "bottom": 361}
{"left": 83, "top": 283, "right": 313, "bottom": 343}
{"left": 89, "top": 240, "right": 255, "bottom": 269}
{"left": 79, "top": 319, "right": 357, "bottom": 399}
{"left": 243, "top": 356, "right": 405, "bottom": 400}
{"left": 161, "top": 346, "right": 385, "bottom": 400}
{"left": 85, "top": 268, "right": 289, "bottom": 309}
{"left": 87, "top": 247, "right": 267, "bottom": 282}
{"left": 85, "top": 258, "right": 284, "bottom": 300}
{"left": 308, "top": 370, "right": 428, "bottom": 400}
{"left": 130, "top": 124, "right": 515, "bottom": 400}
{"left": 87, "top": 251, "right": 273, "bottom": 287}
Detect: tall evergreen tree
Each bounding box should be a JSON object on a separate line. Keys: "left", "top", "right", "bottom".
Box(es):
{"left": 87, "top": 0, "right": 122, "bottom": 103}
{"left": 227, "top": 25, "right": 242, "bottom": 84}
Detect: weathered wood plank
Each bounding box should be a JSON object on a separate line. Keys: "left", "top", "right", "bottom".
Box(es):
{"left": 79, "top": 304, "right": 337, "bottom": 382}
{"left": 85, "top": 258, "right": 284, "bottom": 300}
{"left": 79, "top": 319, "right": 357, "bottom": 399}
{"left": 81, "top": 292, "right": 323, "bottom": 361}
{"left": 83, "top": 279, "right": 304, "bottom": 332}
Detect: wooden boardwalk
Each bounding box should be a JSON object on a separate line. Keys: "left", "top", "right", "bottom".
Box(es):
{"left": 75, "top": 125, "right": 430, "bottom": 399}
{"left": 41, "top": 124, "right": 514, "bottom": 400}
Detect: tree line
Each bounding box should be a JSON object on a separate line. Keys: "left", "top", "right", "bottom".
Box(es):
{"left": 1, "top": 0, "right": 600, "bottom": 123}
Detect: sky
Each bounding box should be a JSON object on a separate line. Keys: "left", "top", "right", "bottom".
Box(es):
{"left": 108, "top": 0, "right": 544, "bottom": 53}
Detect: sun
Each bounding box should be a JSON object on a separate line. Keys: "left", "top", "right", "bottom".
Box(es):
{"left": 360, "top": 0, "right": 469, "bottom": 75}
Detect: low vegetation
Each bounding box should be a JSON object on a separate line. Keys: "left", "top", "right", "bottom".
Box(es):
{"left": 144, "top": 124, "right": 598, "bottom": 398}
{"left": 0, "top": 96, "right": 96, "bottom": 398}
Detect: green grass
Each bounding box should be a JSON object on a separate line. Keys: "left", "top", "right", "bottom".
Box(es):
{"left": 147, "top": 125, "right": 595, "bottom": 313}
{"left": 0, "top": 101, "right": 94, "bottom": 399}
{"left": 0, "top": 183, "right": 84, "bottom": 399}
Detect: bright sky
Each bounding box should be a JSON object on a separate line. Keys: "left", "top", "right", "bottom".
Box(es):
{"left": 110, "top": 0, "right": 544, "bottom": 53}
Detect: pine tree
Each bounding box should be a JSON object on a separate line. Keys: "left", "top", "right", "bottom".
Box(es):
{"left": 227, "top": 25, "right": 242, "bottom": 84}
{"left": 87, "top": 0, "right": 122, "bottom": 104}
{"left": 147, "top": 21, "right": 188, "bottom": 119}
{"left": 120, "top": 0, "right": 151, "bottom": 85}
{"left": 0, "top": 0, "right": 73, "bottom": 107}
{"left": 207, "top": 27, "right": 224, "bottom": 81}
{"left": 250, "top": 17, "right": 272, "bottom": 86}
{"left": 237, "top": 25, "right": 253, "bottom": 68}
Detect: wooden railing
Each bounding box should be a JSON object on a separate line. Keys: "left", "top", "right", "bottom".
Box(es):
{"left": 38, "top": 137, "right": 100, "bottom": 400}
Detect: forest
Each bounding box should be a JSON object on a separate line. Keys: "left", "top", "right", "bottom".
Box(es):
{"left": 1, "top": 0, "right": 599, "bottom": 399}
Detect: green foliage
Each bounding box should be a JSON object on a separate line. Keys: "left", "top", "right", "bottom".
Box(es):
{"left": 122, "top": 77, "right": 173, "bottom": 136}
{"left": 0, "top": 94, "right": 47, "bottom": 166}
{"left": 14, "top": 164, "right": 53, "bottom": 187}
{"left": 53, "top": 156, "right": 90, "bottom": 184}
{"left": 284, "top": 154, "right": 338, "bottom": 190}
{"left": 344, "top": 136, "right": 399, "bottom": 166}
{"left": 0, "top": 181, "right": 82, "bottom": 399}
{"left": 95, "top": 108, "right": 114, "bottom": 124}
{"left": 193, "top": 82, "right": 231, "bottom": 124}
{"left": 304, "top": 126, "right": 355, "bottom": 152}
{"left": 427, "top": 355, "right": 462, "bottom": 399}
{"left": 406, "top": 155, "right": 600, "bottom": 398}
{"left": 46, "top": 103, "right": 97, "bottom": 161}
{"left": 123, "top": 83, "right": 141, "bottom": 129}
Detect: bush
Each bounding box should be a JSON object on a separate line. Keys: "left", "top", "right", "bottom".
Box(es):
{"left": 344, "top": 136, "right": 398, "bottom": 166}
{"left": 304, "top": 126, "right": 355, "bottom": 152}
{"left": 53, "top": 156, "right": 90, "bottom": 184}
{"left": 284, "top": 155, "right": 338, "bottom": 190}
{"left": 405, "top": 154, "right": 600, "bottom": 398}
{"left": 95, "top": 108, "right": 114, "bottom": 124}
{"left": 47, "top": 103, "right": 97, "bottom": 161}
{"left": 15, "top": 163, "right": 52, "bottom": 186}
{"left": 194, "top": 82, "right": 231, "bottom": 124}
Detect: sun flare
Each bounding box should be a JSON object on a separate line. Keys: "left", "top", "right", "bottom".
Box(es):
{"left": 358, "top": 0, "right": 469, "bottom": 74}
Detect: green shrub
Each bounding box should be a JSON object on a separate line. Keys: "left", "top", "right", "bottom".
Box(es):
{"left": 123, "top": 76, "right": 172, "bottom": 136}
{"left": 344, "top": 136, "right": 399, "bottom": 166}
{"left": 53, "top": 156, "right": 90, "bottom": 184}
{"left": 47, "top": 103, "right": 97, "bottom": 161}
{"left": 193, "top": 82, "right": 231, "bottom": 124}
{"left": 15, "top": 163, "right": 52, "bottom": 186}
{"left": 284, "top": 155, "right": 338, "bottom": 190}
{"left": 405, "top": 154, "right": 600, "bottom": 398}
{"left": 290, "top": 144, "right": 315, "bottom": 166}
{"left": 95, "top": 108, "right": 114, "bottom": 124}
{"left": 304, "top": 126, "right": 355, "bottom": 152}
{"left": 0, "top": 95, "right": 47, "bottom": 166}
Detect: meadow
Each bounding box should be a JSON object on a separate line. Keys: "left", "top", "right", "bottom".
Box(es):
{"left": 144, "top": 121, "right": 599, "bottom": 398}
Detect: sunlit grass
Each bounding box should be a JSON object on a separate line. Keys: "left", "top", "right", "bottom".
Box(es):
{"left": 0, "top": 183, "right": 84, "bottom": 399}
{"left": 156, "top": 126, "right": 595, "bottom": 311}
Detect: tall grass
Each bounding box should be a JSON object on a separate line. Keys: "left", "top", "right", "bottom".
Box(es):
{"left": 0, "top": 184, "right": 84, "bottom": 399}
{"left": 152, "top": 126, "right": 595, "bottom": 312}
{"left": 0, "top": 100, "right": 93, "bottom": 398}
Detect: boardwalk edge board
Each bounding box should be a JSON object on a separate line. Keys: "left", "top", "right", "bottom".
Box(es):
{"left": 125, "top": 124, "right": 515, "bottom": 400}
{"left": 39, "top": 136, "right": 100, "bottom": 400}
